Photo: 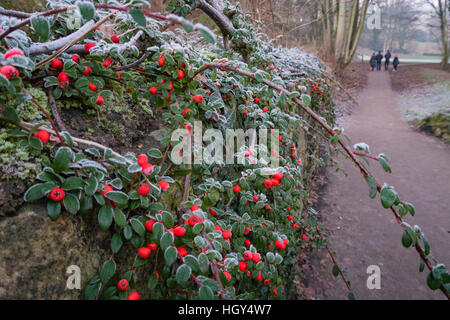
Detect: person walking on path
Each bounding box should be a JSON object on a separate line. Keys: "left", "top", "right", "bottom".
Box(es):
{"left": 375, "top": 51, "right": 383, "bottom": 71}
{"left": 393, "top": 55, "right": 400, "bottom": 72}
{"left": 385, "top": 50, "right": 392, "bottom": 71}
{"left": 369, "top": 53, "right": 376, "bottom": 71}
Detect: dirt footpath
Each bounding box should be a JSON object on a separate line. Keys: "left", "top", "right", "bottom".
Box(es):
{"left": 308, "top": 69, "right": 450, "bottom": 300}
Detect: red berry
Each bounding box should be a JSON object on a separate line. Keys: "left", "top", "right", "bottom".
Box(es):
{"left": 182, "top": 108, "right": 191, "bottom": 118}
{"left": 117, "top": 279, "right": 129, "bottom": 291}
{"left": 103, "top": 58, "right": 113, "bottom": 68}
{"left": 193, "top": 95, "right": 204, "bottom": 103}
{"left": 274, "top": 240, "right": 283, "bottom": 248}
{"left": 271, "top": 179, "right": 279, "bottom": 187}
{"left": 88, "top": 82, "right": 97, "bottom": 91}
{"left": 141, "top": 162, "right": 154, "bottom": 175}
{"left": 158, "top": 181, "right": 169, "bottom": 191}
{"left": 0, "top": 65, "right": 19, "bottom": 78}
{"left": 173, "top": 227, "right": 186, "bottom": 237}
{"left": 51, "top": 59, "right": 63, "bottom": 69}
{"left": 262, "top": 107, "right": 268, "bottom": 112}
{"left": 158, "top": 56, "right": 165, "bottom": 66}
{"left": 301, "top": 235, "right": 306, "bottom": 240}
{"left": 102, "top": 185, "right": 113, "bottom": 195}
{"left": 49, "top": 188, "right": 65, "bottom": 201}
{"left": 274, "top": 288, "right": 278, "bottom": 295}
{"left": 223, "top": 271, "right": 231, "bottom": 282}
{"left": 274, "top": 172, "right": 283, "bottom": 180}
{"left": 288, "top": 215, "right": 293, "bottom": 221}
{"left": 222, "top": 230, "right": 232, "bottom": 240}
{"left": 34, "top": 130, "right": 50, "bottom": 143}
{"left": 244, "top": 228, "right": 250, "bottom": 235}
{"left": 82, "top": 66, "right": 92, "bottom": 76}
{"left": 138, "top": 184, "right": 150, "bottom": 196}
{"left": 283, "top": 239, "right": 289, "bottom": 246}
{"left": 57, "top": 72, "right": 69, "bottom": 83}
{"left": 177, "top": 69, "right": 185, "bottom": 79}
{"left": 111, "top": 34, "right": 120, "bottom": 43}
{"left": 233, "top": 185, "right": 241, "bottom": 193}
{"left": 264, "top": 279, "right": 271, "bottom": 286}
{"left": 177, "top": 247, "right": 188, "bottom": 257}
{"left": 209, "top": 208, "right": 216, "bottom": 215}
{"left": 145, "top": 220, "right": 155, "bottom": 232}
{"left": 188, "top": 216, "right": 199, "bottom": 227}
{"left": 252, "top": 195, "right": 258, "bottom": 202}
{"left": 71, "top": 54, "right": 79, "bottom": 63}
{"left": 4, "top": 48, "right": 24, "bottom": 59}
{"left": 84, "top": 42, "right": 96, "bottom": 53}
{"left": 243, "top": 250, "right": 253, "bottom": 260}
{"left": 191, "top": 204, "right": 200, "bottom": 211}
{"left": 138, "top": 247, "right": 151, "bottom": 259}
{"left": 264, "top": 179, "right": 272, "bottom": 189}
{"left": 264, "top": 204, "right": 271, "bottom": 210}
{"left": 256, "top": 271, "right": 262, "bottom": 280}
{"left": 293, "top": 223, "right": 298, "bottom": 229}
{"left": 96, "top": 96, "right": 104, "bottom": 105}
{"left": 137, "top": 154, "right": 148, "bottom": 166}
{"left": 149, "top": 87, "right": 158, "bottom": 95}
{"left": 147, "top": 243, "right": 157, "bottom": 251}
{"left": 127, "top": 291, "right": 140, "bottom": 300}
{"left": 244, "top": 239, "right": 251, "bottom": 247}
{"left": 239, "top": 261, "right": 247, "bottom": 272}
{"left": 116, "top": 72, "right": 121, "bottom": 81}
{"left": 252, "top": 252, "right": 261, "bottom": 263}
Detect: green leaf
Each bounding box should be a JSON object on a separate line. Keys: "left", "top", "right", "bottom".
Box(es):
{"left": 31, "top": 16, "right": 50, "bottom": 42}
{"left": 84, "top": 276, "right": 101, "bottom": 300}
{"left": 129, "top": 9, "right": 146, "bottom": 27}
{"left": 113, "top": 208, "right": 127, "bottom": 228}
{"left": 377, "top": 155, "right": 392, "bottom": 173}
{"left": 84, "top": 176, "right": 98, "bottom": 196}
{"left": 77, "top": 1, "right": 96, "bottom": 21}
{"left": 111, "top": 233, "right": 123, "bottom": 254}
{"left": 3, "top": 107, "right": 20, "bottom": 123}
{"left": 28, "top": 136, "right": 43, "bottom": 150}
{"left": 148, "top": 272, "right": 159, "bottom": 289}
{"left": 404, "top": 202, "right": 415, "bottom": 216}
{"left": 332, "top": 265, "right": 339, "bottom": 277}
{"left": 176, "top": 264, "right": 192, "bottom": 284}
{"left": 100, "top": 260, "right": 116, "bottom": 284}
{"left": 24, "top": 182, "right": 57, "bottom": 202}
{"left": 47, "top": 200, "right": 61, "bottom": 220}
{"left": 380, "top": 186, "right": 396, "bottom": 209}
{"left": 401, "top": 230, "right": 412, "bottom": 248}
{"left": 62, "top": 176, "right": 84, "bottom": 190}
{"left": 363, "top": 175, "right": 378, "bottom": 199}
{"left": 63, "top": 193, "right": 80, "bottom": 214}
{"left": 427, "top": 272, "right": 441, "bottom": 290}
{"left": 347, "top": 292, "right": 356, "bottom": 300}
{"left": 198, "top": 253, "right": 209, "bottom": 273}
{"left": 301, "top": 94, "right": 311, "bottom": 106}
{"left": 105, "top": 191, "right": 128, "bottom": 205}
{"left": 164, "top": 246, "right": 177, "bottom": 266}
{"left": 44, "top": 76, "right": 59, "bottom": 88}
{"left": 130, "top": 218, "right": 145, "bottom": 237}
{"left": 53, "top": 147, "right": 73, "bottom": 173}
{"left": 254, "top": 70, "right": 264, "bottom": 82}
{"left": 148, "top": 148, "right": 163, "bottom": 158}
{"left": 198, "top": 285, "right": 214, "bottom": 300}
{"left": 160, "top": 232, "right": 174, "bottom": 251}
{"left": 184, "top": 255, "right": 200, "bottom": 273}
{"left": 161, "top": 211, "right": 174, "bottom": 229}
{"left": 98, "top": 206, "right": 114, "bottom": 231}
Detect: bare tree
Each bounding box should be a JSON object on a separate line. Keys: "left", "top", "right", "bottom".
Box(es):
{"left": 426, "top": 0, "right": 449, "bottom": 69}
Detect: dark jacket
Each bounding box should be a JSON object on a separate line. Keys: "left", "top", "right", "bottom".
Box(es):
{"left": 375, "top": 54, "right": 383, "bottom": 62}
{"left": 393, "top": 57, "right": 399, "bottom": 66}
{"left": 385, "top": 52, "right": 391, "bottom": 61}
{"left": 370, "top": 55, "right": 376, "bottom": 66}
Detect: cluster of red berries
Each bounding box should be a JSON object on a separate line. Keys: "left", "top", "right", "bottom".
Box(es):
{"left": 137, "top": 154, "right": 154, "bottom": 175}
{"left": 0, "top": 48, "right": 24, "bottom": 79}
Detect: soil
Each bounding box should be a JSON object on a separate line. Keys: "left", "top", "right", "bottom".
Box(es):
{"left": 298, "top": 66, "right": 450, "bottom": 300}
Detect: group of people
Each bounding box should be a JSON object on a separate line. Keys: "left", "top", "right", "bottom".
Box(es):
{"left": 370, "top": 50, "right": 400, "bottom": 72}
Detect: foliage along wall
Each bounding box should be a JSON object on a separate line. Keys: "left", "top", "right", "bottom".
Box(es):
{"left": 0, "top": 0, "right": 337, "bottom": 300}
